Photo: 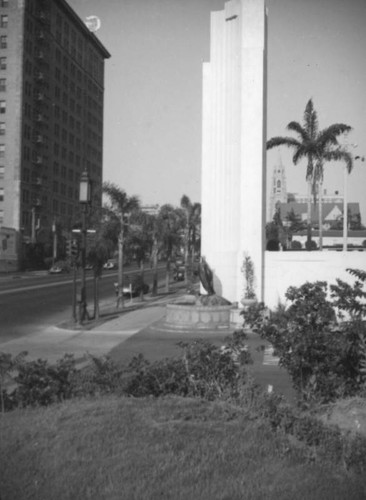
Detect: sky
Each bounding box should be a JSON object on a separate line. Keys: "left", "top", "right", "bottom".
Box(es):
{"left": 68, "top": 0, "right": 366, "bottom": 223}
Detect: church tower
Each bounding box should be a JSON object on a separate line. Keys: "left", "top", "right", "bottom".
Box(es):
{"left": 268, "top": 157, "right": 287, "bottom": 221}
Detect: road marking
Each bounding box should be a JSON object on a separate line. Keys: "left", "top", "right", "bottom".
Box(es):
{"left": 263, "top": 345, "right": 280, "bottom": 366}
{"left": 0, "top": 266, "right": 167, "bottom": 296}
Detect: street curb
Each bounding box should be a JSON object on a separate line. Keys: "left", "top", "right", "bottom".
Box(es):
{"left": 56, "top": 281, "right": 190, "bottom": 332}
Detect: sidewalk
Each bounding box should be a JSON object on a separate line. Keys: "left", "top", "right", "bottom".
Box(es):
{"left": 0, "top": 286, "right": 183, "bottom": 365}
{"left": 0, "top": 283, "right": 296, "bottom": 403}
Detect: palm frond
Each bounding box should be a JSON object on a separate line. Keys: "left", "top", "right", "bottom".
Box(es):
{"left": 347, "top": 268, "right": 366, "bottom": 282}
{"left": 286, "top": 121, "right": 309, "bottom": 142}
{"left": 317, "top": 124, "right": 352, "bottom": 148}
{"left": 323, "top": 148, "right": 353, "bottom": 173}
{"left": 103, "top": 182, "right": 140, "bottom": 213}
{"left": 266, "top": 136, "right": 301, "bottom": 150}
{"left": 180, "top": 194, "right": 191, "bottom": 210}
{"left": 303, "top": 99, "right": 319, "bottom": 139}
{"left": 292, "top": 146, "right": 307, "bottom": 165}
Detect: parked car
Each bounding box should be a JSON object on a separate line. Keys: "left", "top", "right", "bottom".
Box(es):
{"left": 122, "top": 275, "right": 149, "bottom": 297}
{"left": 173, "top": 265, "right": 185, "bottom": 281}
{"left": 49, "top": 261, "right": 70, "bottom": 274}
{"left": 103, "top": 259, "right": 117, "bottom": 270}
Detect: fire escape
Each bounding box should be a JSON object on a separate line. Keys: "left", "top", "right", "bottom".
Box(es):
{"left": 31, "top": 3, "right": 50, "bottom": 243}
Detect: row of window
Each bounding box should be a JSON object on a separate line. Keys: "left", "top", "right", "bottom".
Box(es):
{"left": 22, "top": 198, "right": 76, "bottom": 217}
{"left": 24, "top": 8, "right": 104, "bottom": 84}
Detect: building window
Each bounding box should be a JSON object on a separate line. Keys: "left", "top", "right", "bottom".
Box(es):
{"left": 0, "top": 165, "right": 4, "bottom": 177}
{"left": 0, "top": 78, "right": 5, "bottom": 91}
{"left": 0, "top": 15, "right": 8, "bottom": 28}
{"left": 0, "top": 57, "right": 6, "bottom": 69}
{"left": 0, "top": 122, "right": 5, "bottom": 135}
{"left": 1, "top": 1, "right": 9, "bottom": 8}
{"left": 0, "top": 35, "right": 7, "bottom": 49}
{"left": 0, "top": 100, "right": 5, "bottom": 113}
{"left": 0, "top": 144, "right": 4, "bottom": 158}
{"left": 0, "top": 187, "right": 3, "bottom": 201}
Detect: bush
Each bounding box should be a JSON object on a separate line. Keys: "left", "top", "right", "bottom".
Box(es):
{"left": 243, "top": 273, "right": 366, "bottom": 404}
{"left": 305, "top": 239, "right": 317, "bottom": 250}
{"left": 13, "top": 354, "right": 77, "bottom": 408}
{"left": 122, "top": 335, "right": 252, "bottom": 400}
{"left": 1, "top": 332, "right": 253, "bottom": 411}
{"left": 291, "top": 240, "right": 302, "bottom": 250}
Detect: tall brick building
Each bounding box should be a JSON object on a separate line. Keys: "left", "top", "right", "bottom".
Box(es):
{"left": 0, "top": 0, "right": 110, "bottom": 270}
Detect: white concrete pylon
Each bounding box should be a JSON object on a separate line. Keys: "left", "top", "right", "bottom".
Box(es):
{"left": 201, "top": 0, "right": 267, "bottom": 303}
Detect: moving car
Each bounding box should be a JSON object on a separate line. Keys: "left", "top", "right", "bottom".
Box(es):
{"left": 122, "top": 275, "right": 149, "bottom": 297}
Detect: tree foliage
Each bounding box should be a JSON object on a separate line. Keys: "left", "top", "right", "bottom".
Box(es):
{"left": 267, "top": 99, "right": 352, "bottom": 247}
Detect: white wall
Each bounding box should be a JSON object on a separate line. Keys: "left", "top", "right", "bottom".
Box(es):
{"left": 264, "top": 251, "right": 366, "bottom": 309}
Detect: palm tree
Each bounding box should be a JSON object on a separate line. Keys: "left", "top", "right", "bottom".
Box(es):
{"left": 103, "top": 182, "right": 140, "bottom": 308}
{"left": 180, "top": 195, "right": 201, "bottom": 286}
{"left": 266, "top": 99, "right": 352, "bottom": 249}
{"left": 156, "top": 204, "right": 185, "bottom": 293}
{"left": 127, "top": 209, "right": 154, "bottom": 300}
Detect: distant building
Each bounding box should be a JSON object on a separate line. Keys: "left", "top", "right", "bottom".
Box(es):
{"left": 268, "top": 157, "right": 287, "bottom": 220}
{"left": 141, "top": 204, "right": 160, "bottom": 216}
{"left": 0, "top": 0, "right": 110, "bottom": 270}
{"left": 279, "top": 202, "right": 362, "bottom": 230}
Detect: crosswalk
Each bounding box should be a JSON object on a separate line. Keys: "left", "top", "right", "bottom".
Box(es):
{"left": 263, "top": 345, "right": 280, "bottom": 366}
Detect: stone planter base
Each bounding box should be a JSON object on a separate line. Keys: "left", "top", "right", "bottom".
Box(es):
{"left": 165, "top": 296, "right": 232, "bottom": 330}
{"left": 230, "top": 308, "right": 243, "bottom": 329}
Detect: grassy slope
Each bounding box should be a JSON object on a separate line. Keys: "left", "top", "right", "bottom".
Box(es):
{"left": 1, "top": 396, "right": 366, "bottom": 500}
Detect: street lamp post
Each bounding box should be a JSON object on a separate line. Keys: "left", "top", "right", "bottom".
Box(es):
{"left": 52, "top": 219, "right": 57, "bottom": 266}
{"left": 78, "top": 169, "right": 91, "bottom": 324}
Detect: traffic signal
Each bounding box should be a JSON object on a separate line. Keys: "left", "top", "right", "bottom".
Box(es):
{"left": 66, "top": 240, "right": 72, "bottom": 257}
{"left": 71, "top": 239, "right": 78, "bottom": 257}
{"left": 66, "top": 239, "right": 79, "bottom": 258}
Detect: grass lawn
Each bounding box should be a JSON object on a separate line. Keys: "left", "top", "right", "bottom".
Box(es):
{"left": 1, "top": 395, "right": 366, "bottom": 499}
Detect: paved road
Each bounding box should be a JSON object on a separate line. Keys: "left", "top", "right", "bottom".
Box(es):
{"left": 0, "top": 265, "right": 167, "bottom": 341}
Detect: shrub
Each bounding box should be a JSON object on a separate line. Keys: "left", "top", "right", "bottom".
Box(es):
{"left": 122, "top": 336, "right": 252, "bottom": 400}
{"left": 13, "top": 354, "right": 77, "bottom": 408}
{"left": 305, "top": 239, "right": 317, "bottom": 250}
{"left": 1, "top": 332, "right": 253, "bottom": 411}
{"left": 243, "top": 274, "right": 366, "bottom": 403}
{"left": 72, "top": 354, "right": 124, "bottom": 396}
{"left": 291, "top": 240, "right": 302, "bottom": 250}
{"left": 0, "top": 351, "right": 28, "bottom": 413}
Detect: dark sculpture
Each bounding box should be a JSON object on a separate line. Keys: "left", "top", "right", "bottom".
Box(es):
{"left": 196, "top": 257, "right": 231, "bottom": 306}
{"left": 199, "top": 256, "right": 215, "bottom": 295}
